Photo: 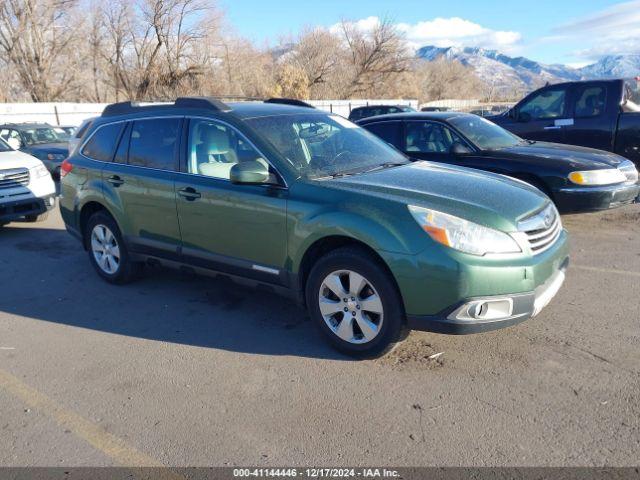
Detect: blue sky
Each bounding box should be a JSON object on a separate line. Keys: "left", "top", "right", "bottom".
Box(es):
{"left": 220, "top": 0, "right": 640, "bottom": 66}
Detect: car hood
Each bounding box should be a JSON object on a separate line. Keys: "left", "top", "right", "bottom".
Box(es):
{"left": 0, "top": 149, "right": 44, "bottom": 170}
{"left": 328, "top": 161, "right": 550, "bottom": 232}
{"left": 24, "top": 143, "right": 69, "bottom": 155}
{"left": 491, "top": 141, "right": 627, "bottom": 169}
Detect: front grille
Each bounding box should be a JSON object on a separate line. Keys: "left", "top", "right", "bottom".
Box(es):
{"left": 619, "top": 163, "right": 639, "bottom": 184}
{"left": 519, "top": 204, "right": 562, "bottom": 255}
{"left": 0, "top": 168, "right": 30, "bottom": 189}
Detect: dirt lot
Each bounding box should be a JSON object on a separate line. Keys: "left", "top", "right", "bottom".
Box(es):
{"left": 0, "top": 203, "right": 638, "bottom": 467}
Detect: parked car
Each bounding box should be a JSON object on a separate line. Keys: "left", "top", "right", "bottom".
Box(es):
{"left": 0, "top": 137, "right": 56, "bottom": 226}
{"left": 67, "top": 117, "right": 97, "bottom": 154}
{"left": 58, "top": 125, "right": 78, "bottom": 136}
{"left": 358, "top": 112, "right": 639, "bottom": 213}
{"left": 487, "top": 78, "right": 640, "bottom": 169}
{"left": 421, "top": 106, "right": 451, "bottom": 112}
{"left": 60, "top": 97, "right": 569, "bottom": 357}
{"left": 348, "top": 105, "right": 415, "bottom": 122}
{"left": 0, "top": 123, "right": 70, "bottom": 177}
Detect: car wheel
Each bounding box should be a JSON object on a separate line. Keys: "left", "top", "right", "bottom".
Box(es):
{"left": 85, "top": 212, "right": 141, "bottom": 284}
{"left": 305, "top": 246, "right": 406, "bottom": 358}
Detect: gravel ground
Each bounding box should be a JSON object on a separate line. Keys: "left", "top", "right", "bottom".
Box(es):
{"left": 0, "top": 203, "right": 638, "bottom": 467}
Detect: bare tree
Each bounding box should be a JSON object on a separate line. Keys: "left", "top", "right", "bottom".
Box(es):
{"left": 289, "top": 28, "right": 341, "bottom": 97}
{"left": 338, "top": 17, "right": 410, "bottom": 98}
{"left": 0, "top": 0, "right": 79, "bottom": 101}
{"left": 414, "top": 58, "right": 484, "bottom": 103}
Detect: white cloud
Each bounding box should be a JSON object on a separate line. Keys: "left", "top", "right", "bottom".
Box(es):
{"left": 554, "top": 0, "right": 640, "bottom": 59}
{"left": 330, "top": 16, "right": 522, "bottom": 53}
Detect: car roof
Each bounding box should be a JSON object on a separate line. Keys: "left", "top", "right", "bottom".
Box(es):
{"left": 351, "top": 105, "right": 411, "bottom": 111}
{"left": 92, "top": 99, "right": 327, "bottom": 125}
{"left": 357, "top": 111, "right": 472, "bottom": 124}
{"left": 225, "top": 102, "right": 325, "bottom": 119}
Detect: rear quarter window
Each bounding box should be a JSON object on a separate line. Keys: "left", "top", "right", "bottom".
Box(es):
{"left": 81, "top": 123, "right": 124, "bottom": 162}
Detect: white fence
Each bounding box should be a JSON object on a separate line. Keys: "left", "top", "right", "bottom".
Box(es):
{"left": 0, "top": 99, "right": 419, "bottom": 126}
{"left": 421, "top": 99, "right": 480, "bottom": 109}
{"left": 0, "top": 103, "right": 108, "bottom": 126}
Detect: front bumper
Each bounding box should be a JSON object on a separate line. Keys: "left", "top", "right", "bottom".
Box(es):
{"left": 0, "top": 194, "right": 56, "bottom": 222}
{"left": 554, "top": 182, "right": 640, "bottom": 213}
{"left": 407, "top": 257, "right": 569, "bottom": 334}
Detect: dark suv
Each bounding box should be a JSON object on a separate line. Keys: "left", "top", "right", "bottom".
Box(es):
{"left": 60, "top": 97, "right": 569, "bottom": 357}
{"left": 348, "top": 105, "right": 415, "bottom": 122}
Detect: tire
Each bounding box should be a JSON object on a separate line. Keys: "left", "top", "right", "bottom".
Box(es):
{"left": 85, "top": 211, "right": 141, "bottom": 284}
{"left": 24, "top": 211, "right": 49, "bottom": 223}
{"left": 305, "top": 246, "right": 406, "bottom": 358}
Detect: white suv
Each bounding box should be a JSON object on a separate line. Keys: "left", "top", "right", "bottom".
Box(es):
{"left": 0, "top": 138, "right": 56, "bottom": 226}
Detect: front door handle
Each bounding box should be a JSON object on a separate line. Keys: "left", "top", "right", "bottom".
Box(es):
{"left": 543, "top": 126, "right": 562, "bottom": 130}
{"left": 178, "top": 187, "right": 201, "bottom": 201}
{"left": 107, "top": 175, "right": 124, "bottom": 186}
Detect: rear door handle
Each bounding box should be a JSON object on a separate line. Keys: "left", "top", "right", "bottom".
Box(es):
{"left": 178, "top": 187, "right": 201, "bottom": 201}
{"left": 107, "top": 175, "right": 124, "bottom": 186}
{"left": 543, "top": 126, "right": 562, "bottom": 130}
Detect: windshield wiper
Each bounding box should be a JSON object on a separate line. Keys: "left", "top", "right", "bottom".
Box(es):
{"left": 359, "top": 162, "right": 408, "bottom": 174}
{"left": 312, "top": 172, "right": 356, "bottom": 180}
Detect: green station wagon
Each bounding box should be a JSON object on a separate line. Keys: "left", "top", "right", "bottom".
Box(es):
{"left": 60, "top": 98, "right": 570, "bottom": 357}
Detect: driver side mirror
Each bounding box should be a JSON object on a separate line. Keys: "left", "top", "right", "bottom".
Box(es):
{"left": 450, "top": 142, "right": 472, "bottom": 155}
{"left": 6, "top": 137, "right": 22, "bottom": 150}
{"left": 230, "top": 159, "right": 272, "bottom": 185}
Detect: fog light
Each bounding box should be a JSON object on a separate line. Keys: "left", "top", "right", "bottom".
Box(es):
{"left": 468, "top": 299, "right": 513, "bottom": 320}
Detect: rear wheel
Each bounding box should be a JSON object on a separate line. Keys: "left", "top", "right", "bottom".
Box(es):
{"left": 85, "top": 212, "right": 141, "bottom": 284}
{"left": 305, "top": 247, "right": 406, "bottom": 358}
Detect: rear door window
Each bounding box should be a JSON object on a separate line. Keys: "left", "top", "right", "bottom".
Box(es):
{"left": 364, "top": 121, "right": 403, "bottom": 148}
{"left": 128, "top": 118, "right": 181, "bottom": 170}
{"left": 81, "top": 123, "right": 124, "bottom": 162}
{"left": 574, "top": 86, "right": 606, "bottom": 118}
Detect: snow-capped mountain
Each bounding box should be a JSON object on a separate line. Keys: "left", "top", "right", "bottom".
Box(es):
{"left": 579, "top": 54, "right": 640, "bottom": 79}
{"left": 417, "top": 46, "right": 640, "bottom": 96}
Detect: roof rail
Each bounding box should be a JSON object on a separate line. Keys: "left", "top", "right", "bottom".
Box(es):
{"left": 175, "top": 96, "right": 232, "bottom": 112}
{"left": 102, "top": 97, "right": 231, "bottom": 117}
{"left": 264, "top": 98, "right": 315, "bottom": 109}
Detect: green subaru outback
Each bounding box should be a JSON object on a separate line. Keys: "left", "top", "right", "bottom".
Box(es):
{"left": 60, "top": 98, "right": 569, "bottom": 357}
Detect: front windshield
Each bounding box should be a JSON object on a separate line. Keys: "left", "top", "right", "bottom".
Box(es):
{"left": 20, "top": 127, "right": 69, "bottom": 146}
{"left": 246, "top": 113, "right": 408, "bottom": 179}
{"left": 0, "top": 137, "right": 12, "bottom": 152}
{"left": 449, "top": 115, "right": 522, "bottom": 150}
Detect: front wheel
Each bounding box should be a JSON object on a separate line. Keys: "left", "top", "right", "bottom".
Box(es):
{"left": 85, "top": 212, "right": 141, "bottom": 284}
{"left": 305, "top": 247, "right": 406, "bottom": 358}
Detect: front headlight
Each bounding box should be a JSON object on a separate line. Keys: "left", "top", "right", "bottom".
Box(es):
{"left": 30, "top": 164, "right": 50, "bottom": 179}
{"left": 408, "top": 206, "right": 521, "bottom": 256}
{"left": 47, "top": 153, "right": 66, "bottom": 161}
{"left": 568, "top": 169, "right": 626, "bottom": 186}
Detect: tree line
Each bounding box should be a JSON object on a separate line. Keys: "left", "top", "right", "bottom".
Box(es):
{"left": 0, "top": 0, "right": 494, "bottom": 104}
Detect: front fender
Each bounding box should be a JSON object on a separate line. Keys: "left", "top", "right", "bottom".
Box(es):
{"left": 287, "top": 203, "right": 424, "bottom": 275}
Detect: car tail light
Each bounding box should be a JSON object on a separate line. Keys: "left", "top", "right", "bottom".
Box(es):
{"left": 60, "top": 159, "right": 73, "bottom": 178}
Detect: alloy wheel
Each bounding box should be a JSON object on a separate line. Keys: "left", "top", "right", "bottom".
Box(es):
{"left": 91, "top": 224, "right": 120, "bottom": 275}
{"left": 318, "top": 269, "right": 384, "bottom": 344}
